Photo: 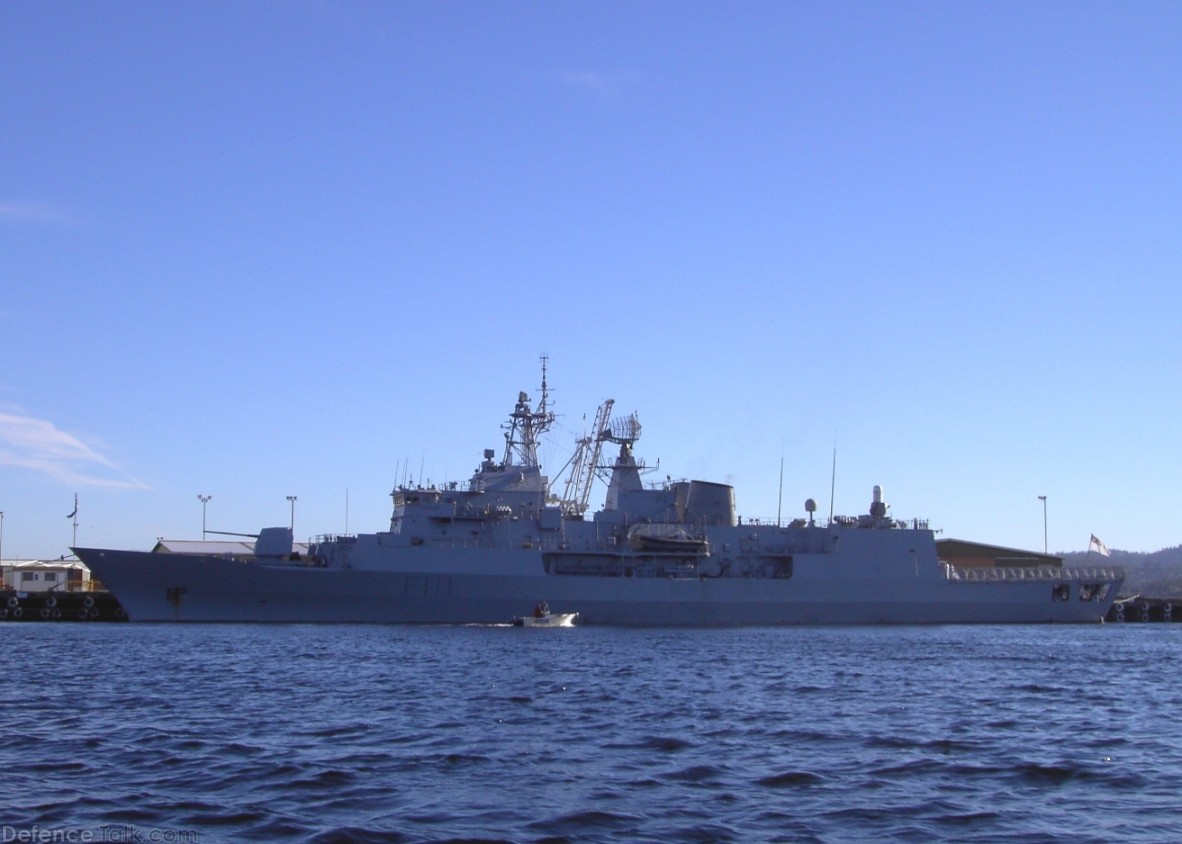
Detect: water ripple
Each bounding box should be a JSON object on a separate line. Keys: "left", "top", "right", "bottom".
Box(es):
{"left": 2, "top": 624, "right": 1181, "bottom": 842}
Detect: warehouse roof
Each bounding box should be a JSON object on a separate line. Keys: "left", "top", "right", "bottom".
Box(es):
{"left": 937, "top": 538, "right": 1062, "bottom": 566}
{"left": 151, "top": 539, "right": 311, "bottom": 555}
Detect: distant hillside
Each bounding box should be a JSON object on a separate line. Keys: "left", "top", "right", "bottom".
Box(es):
{"left": 1062, "top": 545, "right": 1182, "bottom": 598}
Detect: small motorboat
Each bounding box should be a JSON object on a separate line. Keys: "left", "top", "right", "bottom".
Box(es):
{"left": 511, "top": 601, "right": 579, "bottom": 627}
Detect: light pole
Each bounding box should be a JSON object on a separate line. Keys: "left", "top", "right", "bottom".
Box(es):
{"left": 1038, "top": 495, "right": 1047, "bottom": 554}
{"left": 286, "top": 496, "right": 298, "bottom": 533}
{"left": 0, "top": 510, "right": 5, "bottom": 567}
{"left": 69, "top": 493, "right": 78, "bottom": 549}
{"left": 197, "top": 495, "right": 212, "bottom": 540}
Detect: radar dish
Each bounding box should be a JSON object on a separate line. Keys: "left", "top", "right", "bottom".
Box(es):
{"left": 606, "top": 413, "right": 642, "bottom": 444}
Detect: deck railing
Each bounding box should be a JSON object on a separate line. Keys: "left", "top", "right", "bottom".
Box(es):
{"left": 942, "top": 563, "right": 1123, "bottom": 582}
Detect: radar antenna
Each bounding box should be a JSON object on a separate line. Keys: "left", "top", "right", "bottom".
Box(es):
{"left": 597, "top": 411, "right": 647, "bottom": 483}
{"left": 599, "top": 410, "right": 650, "bottom": 510}
{"left": 604, "top": 412, "right": 641, "bottom": 446}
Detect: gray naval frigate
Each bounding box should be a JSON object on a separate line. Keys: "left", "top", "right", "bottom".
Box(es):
{"left": 73, "top": 370, "right": 1123, "bottom": 624}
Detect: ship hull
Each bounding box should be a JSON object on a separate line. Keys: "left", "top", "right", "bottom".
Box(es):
{"left": 73, "top": 546, "right": 1120, "bottom": 625}
{"left": 71, "top": 378, "right": 1124, "bottom": 626}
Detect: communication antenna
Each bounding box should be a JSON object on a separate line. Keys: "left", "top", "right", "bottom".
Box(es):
{"left": 828, "top": 447, "right": 837, "bottom": 525}
{"left": 777, "top": 455, "right": 784, "bottom": 527}
{"left": 539, "top": 353, "right": 550, "bottom": 417}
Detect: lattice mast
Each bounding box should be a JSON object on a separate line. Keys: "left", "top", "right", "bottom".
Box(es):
{"left": 560, "top": 398, "right": 615, "bottom": 514}
{"left": 502, "top": 355, "right": 556, "bottom": 468}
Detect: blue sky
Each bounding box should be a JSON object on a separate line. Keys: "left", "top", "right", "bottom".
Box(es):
{"left": 2, "top": 1, "right": 1179, "bottom": 559}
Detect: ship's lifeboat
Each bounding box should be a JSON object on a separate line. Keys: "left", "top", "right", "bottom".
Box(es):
{"left": 626, "top": 525, "right": 709, "bottom": 554}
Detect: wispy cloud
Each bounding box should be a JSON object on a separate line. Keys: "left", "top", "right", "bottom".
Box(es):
{"left": 556, "top": 70, "right": 643, "bottom": 106}
{"left": 0, "top": 410, "right": 147, "bottom": 489}
{"left": 0, "top": 201, "right": 75, "bottom": 224}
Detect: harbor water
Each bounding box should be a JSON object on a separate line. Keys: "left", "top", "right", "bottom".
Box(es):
{"left": 2, "top": 623, "right": 1180, "bottom": 843}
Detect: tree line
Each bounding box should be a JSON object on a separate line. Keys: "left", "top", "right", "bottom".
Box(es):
{"left": 1062, "top": 544, "right": 1182, "bottom": 598}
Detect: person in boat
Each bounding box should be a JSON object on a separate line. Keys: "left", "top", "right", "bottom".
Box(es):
{"left": 533, "top": 601, "right": 549, "bottom": 618}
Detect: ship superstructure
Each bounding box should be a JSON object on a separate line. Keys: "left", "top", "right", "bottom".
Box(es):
{"left": 74, "top": 368, "right": 1123, "bottom": 625}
